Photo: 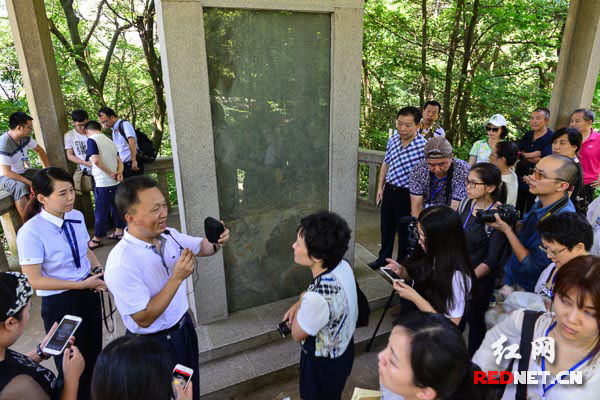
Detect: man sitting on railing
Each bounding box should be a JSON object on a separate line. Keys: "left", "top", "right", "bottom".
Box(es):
{"left": 0, "top": 112, "right": 50, "bottom": 219}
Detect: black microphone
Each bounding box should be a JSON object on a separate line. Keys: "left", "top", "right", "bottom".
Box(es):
{"left": 163, "top": 229, "right": 183, "bottom": 250}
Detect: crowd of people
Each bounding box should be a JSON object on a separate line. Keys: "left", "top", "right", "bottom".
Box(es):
{"left": 1, "top": 100, "right": 600, "bottom": 400}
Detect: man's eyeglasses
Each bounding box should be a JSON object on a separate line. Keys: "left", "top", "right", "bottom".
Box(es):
{"left": 538, "top": 244, "right": 567, "bottom": 258}
{"left": 486, "top": 126, "right": 500, "bottom": 132}
{"left": 529, "top": 167, "right": 569, "bottom": 183}
{"left": 466, "top": 180, "right": 486, "bottom": 189}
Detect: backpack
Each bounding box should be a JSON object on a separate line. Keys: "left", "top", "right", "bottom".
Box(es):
{"left": 118, "top": 121, "right": 157, "bottom": 163}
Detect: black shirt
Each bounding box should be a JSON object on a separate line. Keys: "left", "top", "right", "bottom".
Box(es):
{"left": 516, "top": 129, "right": 554, "bottom": 183}
{"left": 0, "top": 349, "right": 59, "bottom": 400}
{"left": 459, "top": 199, "right": 509, "bottom": 298}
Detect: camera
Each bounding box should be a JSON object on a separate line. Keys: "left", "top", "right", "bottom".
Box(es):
{"left": 399, "top": 216, "right": 419, "bottom": 255}
{"left": 276, "top": 321, "right": 291, "bottom": 337}
{"left": 475, "top": 204, "right": 519, "bottom": 225}
{"left": 90, "top": 267, "right": 104, "bottom": 280}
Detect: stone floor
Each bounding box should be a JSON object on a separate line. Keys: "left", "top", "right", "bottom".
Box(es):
{"left": 11, "top": 205, "right": 389, "bottom": 399}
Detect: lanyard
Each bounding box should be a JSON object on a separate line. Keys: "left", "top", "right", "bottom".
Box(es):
{"left": 462, "top": 200, "right": 493, "bottom": 229}
{"left": 62, "top": 219, "right": 82, "bottom": 269}
{"left": 541, "top": 321, "right": 593, "bottom": 398}
{"left": 430, "top": 174, "right": 447, "bottom": 201}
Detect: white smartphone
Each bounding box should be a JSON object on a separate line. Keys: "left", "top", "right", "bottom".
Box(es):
{"left": 380, "top": 267, "right": 405, "bottom": 283}
{"left": 42, "top": 315, "right": 82, "bottom": 356}
{"left": 173, "top": 364, "right": 193, "bottom": 391}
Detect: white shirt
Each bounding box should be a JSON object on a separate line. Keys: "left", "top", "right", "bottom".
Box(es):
{"left": 16, "top": 209, "right": 91, "bottom": 296}
{"left": 502, "top": 171, "right": 518, "bottom": 206}
{"left": 447, "top": 270, "right": 471, "bottom": 319}
{"left": 473, "top": 309, "right": 600, "bottom": 399}
{"left": 534, "top": 262, "right": 555, "bottom": 295}
{"left": 64, "top": 129, "right": 89, "bottom": 172}
{"left": 587, "top": 196, "right": 600, "bottom": 256}
{"left": 87, "top": 133, "right": 119, "bottom": 188}
{"left": 0, "top": 132, "right": 37, "bottom": 175}
{"left": 104, "top": 228, "right": 203, "bottom": 334}
{"left": 111, "top": 119, "right": 137, "bottom": 162}
{"left": 296, "top": 260, "right": 358, "bottom": 337}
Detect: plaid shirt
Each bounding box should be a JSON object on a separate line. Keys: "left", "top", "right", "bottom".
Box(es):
{"left": 383, "top": 133, "right": 427, "bottom": 188}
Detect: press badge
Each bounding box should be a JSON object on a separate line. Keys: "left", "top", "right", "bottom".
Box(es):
{"left": 21, "top": 156, "right": 30, "bottom": 169}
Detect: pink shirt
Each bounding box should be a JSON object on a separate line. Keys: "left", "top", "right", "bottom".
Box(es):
{"left": 580, "top": 130, "right": 600, "bottom": 185}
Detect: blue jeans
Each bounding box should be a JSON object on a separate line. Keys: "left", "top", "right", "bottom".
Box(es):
{"left": 93, "top": 185, "right": 125, "bottom": 237}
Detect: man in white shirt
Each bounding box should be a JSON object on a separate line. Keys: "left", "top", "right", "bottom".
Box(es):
{"left": 490, "top": 141, "right": 519, "bottom": 206}
{"left": 0, "top": 112, "right": 51, "bottom": 218}
{"left": 97, "top": 107, "right": 143, "bottom": 179}
{"left": 64, "top": 110, "right": 92, "bottom": 174}
{"left": 104, "top": 176, "right": 230, "bottom": 400}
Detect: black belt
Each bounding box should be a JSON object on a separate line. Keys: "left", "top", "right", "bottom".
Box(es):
{"left": 145, "top": 313, "right": 187, "bottom": 338}
{"left": 385, "top": 183, "right": 407, "bottom": 191}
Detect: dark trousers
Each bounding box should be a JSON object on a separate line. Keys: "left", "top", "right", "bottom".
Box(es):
{"left": 299, "top": 336, "right": 354, "bottom": 400}
{"left": 584, "top": 184, "right": 596, "bottom": 204}
{"left": 376, "top": 184, "right": 411, "bottom": 265}
{"left": 93, "top": 185, "right": 125, "bottom": 238}
{"left": 41, "top": 289, "right": 103, "bottom": 400}
{"left": 123, "top": 160, "right": 144, "bottom": 180}
{"left": 126, "top": 313, "right": 199, "bottom": 400}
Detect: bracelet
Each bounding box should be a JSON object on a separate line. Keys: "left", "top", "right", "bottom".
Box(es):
{"left": 36, "top": 343, "right": 50, "bottom": 360}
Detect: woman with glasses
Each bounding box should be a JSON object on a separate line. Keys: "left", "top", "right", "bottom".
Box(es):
{"left": 469, "top": 114, "right": 509, "bottom": 166}
{"left": 534, "top": 212, "right": 592, "bottom": 310}
{"left": 458, "top": 163, "right": 510, "bottom": 355}
{"left": 385, "top": 206, "right": 472, "bottom": 326}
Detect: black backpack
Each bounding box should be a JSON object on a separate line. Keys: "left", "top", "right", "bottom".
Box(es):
{"left": 118, "top": 121, "right": 157, "bottom": 163}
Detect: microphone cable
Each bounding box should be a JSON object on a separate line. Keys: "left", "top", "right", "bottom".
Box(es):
{"left": 164, "top": 229, "right": 200, "bottom": 294}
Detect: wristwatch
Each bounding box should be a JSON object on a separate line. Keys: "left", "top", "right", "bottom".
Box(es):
{"left": 36, "top": 343, "right": 50, "bottom": 360}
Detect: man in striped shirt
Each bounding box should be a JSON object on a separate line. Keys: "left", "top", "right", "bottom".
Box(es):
{"left": 369, "top": 107, "right": 427, "bottom": 269}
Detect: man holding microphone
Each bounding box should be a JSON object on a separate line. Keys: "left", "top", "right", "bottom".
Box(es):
{"left": 104, "top": 176, "right": 229, "bottom": 400}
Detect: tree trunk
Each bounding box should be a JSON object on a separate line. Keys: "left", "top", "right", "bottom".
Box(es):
{"left": 448, "top": 0, "right": 480, "bottom": 144}
{"left": 442, "top": 0, "right": 463, "bottom": 136}
{"left": 135, "top": 1, "right": 166, "bottom": 153}
{"left": 362, "top": 58, "right": 373, "bottom": 125}
{"left": 419, "top": 0, "right": 428, "bottom": 107}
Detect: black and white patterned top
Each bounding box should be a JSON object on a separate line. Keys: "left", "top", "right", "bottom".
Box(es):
{"left": 409, "top": 158, "right": 470, "bottom": 206}
{"left": 0, "top": 349, "right": 59, "bottom": 400}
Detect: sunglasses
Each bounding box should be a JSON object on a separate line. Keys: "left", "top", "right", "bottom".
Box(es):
{"left": 528, "top": 167, "right": 570, "bottom": 183}
{"left": 486, "top": 126, "right": 500, "bottom": 132}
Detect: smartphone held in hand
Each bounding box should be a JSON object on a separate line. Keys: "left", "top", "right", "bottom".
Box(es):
{"left": 173, "top": 364, "right": 193, "bottom": 391}
{"left": 380, "top": 267, "right": 404, "bottom": 283}
{"left": 42, "top": 315, "right": 82, "bottom": 356}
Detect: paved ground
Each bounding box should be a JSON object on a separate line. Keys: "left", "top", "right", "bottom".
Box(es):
{"left": 12, "top": 205, "right": 389, "bottom": 399}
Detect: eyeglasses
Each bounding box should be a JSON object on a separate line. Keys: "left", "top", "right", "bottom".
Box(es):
{"left": 466, "top": 180, "right": 486, "bottom": 188}
{"left": 538, "top": 244, "right": 567, "bottom": 258}
{"left": 486, "top": 126, "right": 500, "bottom": 132}
{"left": 529, "top": 168, "right": 569, "bottom": 183}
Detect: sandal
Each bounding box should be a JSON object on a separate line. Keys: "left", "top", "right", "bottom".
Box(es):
{"left": 88, "top": 239, "right": 104, "bottom": 250}
{"left": 107, "top": 232, "right": 123, "bottom": 241}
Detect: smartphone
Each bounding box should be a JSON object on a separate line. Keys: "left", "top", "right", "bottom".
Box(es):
{"left": 172, "top": 364, "right": 193, "bottom": 391}
{"left": 276, "top": 321, "right": 292, "bottom": 337}
{"left": 42, "top": 315, "right": 82, "bottom": 356}
{"left": 380, "top": 267, "right": 404, "bottom": 283}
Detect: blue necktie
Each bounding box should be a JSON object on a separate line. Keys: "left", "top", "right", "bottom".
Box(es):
{"left": 62, "top": 219, "right": 82, "bottom": 269}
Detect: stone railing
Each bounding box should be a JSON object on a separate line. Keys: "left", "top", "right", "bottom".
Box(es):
{"left": 357, "top": 148, "right": 385, "bottom": 207}
{"left": 0, "top": 191, "right": 22, "bottom": 271}
{"left": 145, "top": 156, "right": 175, "bottom": 206}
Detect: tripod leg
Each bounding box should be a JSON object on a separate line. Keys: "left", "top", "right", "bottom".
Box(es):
{"left": 366, "top": 289, "right": 396, "bottom": 352}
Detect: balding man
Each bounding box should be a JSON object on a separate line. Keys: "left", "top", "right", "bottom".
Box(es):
{"left": 488, "top": 155, "right": 577, "bottom": 292}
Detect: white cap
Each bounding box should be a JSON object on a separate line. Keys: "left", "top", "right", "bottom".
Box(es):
{"left": 488, "top": 114, "right": 507, "bottom": 127}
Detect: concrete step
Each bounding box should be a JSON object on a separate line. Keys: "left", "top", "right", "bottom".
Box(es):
{"left": 196, "top": 254, "right": 393, "bottom": 364}
{"left": 199, "top": 305, "right": 394, "bottom": 399}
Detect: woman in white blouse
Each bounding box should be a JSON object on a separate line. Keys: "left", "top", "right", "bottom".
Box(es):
{"left": 473, "top": 255, "right": 600, "bottom": 399}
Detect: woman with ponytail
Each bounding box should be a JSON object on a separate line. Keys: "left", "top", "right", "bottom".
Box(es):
{"left": 459, "top": 162, "right": 509, "bottom": 355}
{"left": 16, "top": 167, "right": 105, "bottom": 400}
{"left": 378, "top": 311, "right": 495, "bottom": 400}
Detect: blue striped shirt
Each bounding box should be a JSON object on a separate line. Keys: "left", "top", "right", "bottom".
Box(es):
{"left": 383, "top": 133, "right": 427, "bottom": 188}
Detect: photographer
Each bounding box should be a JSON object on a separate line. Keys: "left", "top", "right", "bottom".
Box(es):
{"left": 16, "top": 167, "right": 105, "bottom": 400}
{"left": 0, "top": 271, "right": 85, "bottom": 400}
{"left": 378, "top": 312, "right": 495, "bottom": 400}
{"left": 534, "top": 212, "right": 592, "bottom": 308}
{"left": 91, "top": 336, "right": 191, "bottom": 400}
{"left": 473, "top": 256, "right": 600, "bottom": 400}
{"left": 282, "top": 211, "right": 357, "bottom": 400}
{"left": 458, "top": 163, "right": 510, "bottom": 355}
{"left": 104, "top": 176, "right": 229, "bottom": 400}
{"left": 491, "top": 155, "right": 577, "bottom": 293}
{"left": 386, "top": 206, "right": 472, "bottom": 326}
